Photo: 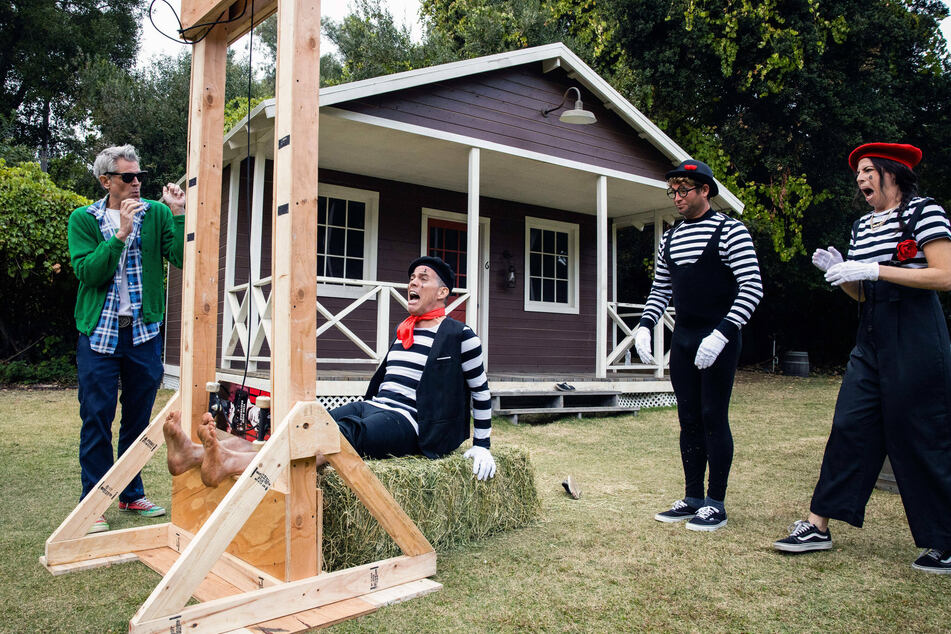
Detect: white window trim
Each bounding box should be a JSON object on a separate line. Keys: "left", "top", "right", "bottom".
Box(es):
{"left": 316, "top": 183, "right": 380, "bottom": 299}
{"left": 524, "top": 216, "right": 580, "bottom": 315}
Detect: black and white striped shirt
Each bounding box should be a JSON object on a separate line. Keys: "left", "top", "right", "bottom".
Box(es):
{"left": 370, "top": 324, "right": 493, "bottom": 448}
{"left": 639, "top": 210, "right": 763, "bottom": 338}
{"left": 848, "top": 197, "right": 951, "bottom": 266}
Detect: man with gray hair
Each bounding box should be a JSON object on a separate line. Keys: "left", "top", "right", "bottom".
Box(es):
{"left": 67, "top": 145, "right": 185, "bottom": 533}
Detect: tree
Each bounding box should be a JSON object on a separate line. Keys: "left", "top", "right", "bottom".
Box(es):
{"left": 0, "top": 0, "right": 145, "bottom": 168}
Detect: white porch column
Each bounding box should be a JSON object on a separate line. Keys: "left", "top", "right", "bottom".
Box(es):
{"left": 466, "top": 147, "right": 480, "bottom": 332}
{"left": 653, "top": 210, "right": 665, "bottom": 378}
{"left": 596, "top": 175, "right": 608, "bottom": 378}
{"left": 221, "top": 160, "right": 240, "bottom": 368}
{"left": 250, "top": 142, "right": 268, "bottom": 282}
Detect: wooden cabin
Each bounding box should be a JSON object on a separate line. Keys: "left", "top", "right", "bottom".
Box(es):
{"left": 161, "top": 42, "right": 744, "bottom": 411}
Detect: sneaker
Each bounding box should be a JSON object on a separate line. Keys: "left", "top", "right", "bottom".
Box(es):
{"left": 773, "top": 520, "right": 833, "bottom": 552}
{"left": 686, "top": 505, "right": 728, "bottom": 531}
{"left": 912, "top": 549, "right": 951, "bottom": 574}
{"left": 654, "top": 499, "right": 699, "bottom": 523}
{"left": 87, "top": 515, "right": 109, "bottom": 534}
{"left": 118, "top": 497, "right": 166, "bottom": 517}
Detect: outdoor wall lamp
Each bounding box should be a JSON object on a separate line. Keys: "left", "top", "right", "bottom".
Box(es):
{"left": 503, "top": 250, "right": 517, "bottom": 288}
{"left": 541, "top": 86, "right": 597, "bottom": 125}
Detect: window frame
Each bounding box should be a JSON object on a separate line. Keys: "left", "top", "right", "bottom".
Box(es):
{"left": 316, "top": 183, "right": 380, "bottom": 299}
{"left": 523, "top": 216, "right": 580, "bottom": 315}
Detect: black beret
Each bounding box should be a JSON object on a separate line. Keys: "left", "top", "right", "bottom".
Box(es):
{"left": 408, "top": 255, "right": 455, "bottom": 291}
{"left": 665, "top": 159, "right": 719, "bottom": 198}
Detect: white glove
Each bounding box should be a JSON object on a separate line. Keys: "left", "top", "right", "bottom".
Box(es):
{"left": 825, "top": 261, "right": 879, "bottom": 286}
{"left": 634, "top": 326, "right": 654, "bottom": 364}
{"left": 463, "top": 446, "right": 497, "bottom": 481}
{"left": 812, "top": 246, "right": 843, "bottom": 273}
{"left": 694, "top": 330, "right": 729, "bottom": 370}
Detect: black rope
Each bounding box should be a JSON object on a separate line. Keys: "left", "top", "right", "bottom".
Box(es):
{"left": 147, "top": 0, "right": 250, "bottom": 45}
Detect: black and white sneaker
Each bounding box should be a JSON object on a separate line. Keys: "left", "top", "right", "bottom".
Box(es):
{"left": 773, "top": 520, "right": 833, "bottom": 553}
{"left": 912, "top": 549, "right": 951, "bottom": 574}
{"left": 686, "top": 506, "right": 727, "bottom": 532}
{"left": 654, "top": 499, "right": 698, "bottom": 523}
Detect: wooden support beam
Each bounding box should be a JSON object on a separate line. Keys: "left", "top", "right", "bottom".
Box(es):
{"left": 327, "top": 437, "right": 434, "bottom": 557}
{"left": 130, "top": 553, "right": 436, "bottom": 634}
{"left": 46, "top": 392, "right": 179, "bottom": 544}
{"left": 134, "top": 412, "right": 296, "bottom": 621}
{"left": 270, "top": 0, "right": 322, "bottom": 584}
{"left": 179, "top": 21, "right": 227, "bottom": 442}
{"left": 42, "top": 524, "right": 168, "bottom": 569}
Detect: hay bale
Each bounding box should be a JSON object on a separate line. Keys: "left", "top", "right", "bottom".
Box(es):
{"left": 317, "top": 446, "right": 539, "bottom": 571}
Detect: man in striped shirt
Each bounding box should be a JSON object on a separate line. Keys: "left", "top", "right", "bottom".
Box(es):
{"left": 633, "top": 159, "right": 762, "bottom": 532}
{"left": 164, "top": 256, "right": 496, "bottom": 483}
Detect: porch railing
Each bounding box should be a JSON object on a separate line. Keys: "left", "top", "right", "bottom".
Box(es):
{"left": 607, "top": 301, "right": 675, "bottom": 377}
{"left": 223, "top": 276, "right": 470, "bottom": 371}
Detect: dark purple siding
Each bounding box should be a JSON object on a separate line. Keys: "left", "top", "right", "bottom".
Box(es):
{"left": 338, "top": 65, "right": 671, "bottom": 180}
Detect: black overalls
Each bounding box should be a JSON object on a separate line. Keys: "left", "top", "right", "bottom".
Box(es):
{"left": 666, "top": 218, "right": 743, "bottom": 503}
{"left": 811, "top": 210, "right": 951, "bottom": 549}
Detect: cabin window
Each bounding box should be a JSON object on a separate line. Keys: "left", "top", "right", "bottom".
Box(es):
{"left": 524, "top": 217, "right": 579, "bottom": 314}
{"left": 316, "top": 184, "right": 379, "bottom": 298}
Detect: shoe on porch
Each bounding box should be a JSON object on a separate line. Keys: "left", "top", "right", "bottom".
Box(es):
{"left": 118, "top": 497, "right": 166, "bottom": 517}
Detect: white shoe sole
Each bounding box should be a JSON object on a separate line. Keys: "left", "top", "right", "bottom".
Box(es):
{"left": 654, "top": 513, "right": 695, "bottom": 523}
{"left": 686, "top": 519, "right": 727, "bottom": 532}
{"left": 912, "top": 562, "right": 951, "bottom": 574}
{"left": 772, "top": 540, "right": 833, "bottom": 553}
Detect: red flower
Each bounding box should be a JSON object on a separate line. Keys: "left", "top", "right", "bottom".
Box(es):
{"left": 896, "top": 239, "right": 918, "bottom": 262}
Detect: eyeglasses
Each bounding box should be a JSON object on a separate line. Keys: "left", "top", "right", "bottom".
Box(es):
{"left": 666, "top": 186, "right": 698, "bottom": 199}
{"left": 106, "top": 171, "right": 148, "bottom": 184}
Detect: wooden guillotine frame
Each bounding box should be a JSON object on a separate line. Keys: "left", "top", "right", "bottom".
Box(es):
{"left": 39, "top": 1, "right": 440, "bottom": 631}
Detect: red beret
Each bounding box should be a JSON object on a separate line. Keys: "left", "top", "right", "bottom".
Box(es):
{"left": 848, "top": 142, "right": 922, "bottom": 171}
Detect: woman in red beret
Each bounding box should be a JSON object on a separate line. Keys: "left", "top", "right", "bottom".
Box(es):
{"left": 773, "top": 142, "right": 951, "bottom": 573}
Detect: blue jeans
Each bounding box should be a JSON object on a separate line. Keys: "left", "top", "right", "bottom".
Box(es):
{"left": 77, "top": 329, "right": 164, "bottom": 503}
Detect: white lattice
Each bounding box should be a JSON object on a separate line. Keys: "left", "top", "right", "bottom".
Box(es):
{"left": 619, "top": 392, "right": 677, "bottom": 409}
{"left": 316, "top": 395, "right": 362, "bottom": 410}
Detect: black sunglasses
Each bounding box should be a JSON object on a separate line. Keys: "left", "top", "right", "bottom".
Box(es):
{"left": 106, "top": 171, "right": 148, "bottom": 184}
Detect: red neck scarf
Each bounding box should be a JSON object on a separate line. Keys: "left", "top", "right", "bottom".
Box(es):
{"left": 397, "top": 307, "right": 445, "bottom": 349}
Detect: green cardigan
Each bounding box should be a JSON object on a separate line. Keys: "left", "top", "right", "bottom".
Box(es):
{"left": 68, "top": 198, "right": 185, "bottom": 335}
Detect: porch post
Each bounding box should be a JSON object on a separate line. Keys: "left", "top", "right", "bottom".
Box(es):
{"left": 653, "top": 210, "right": 665, "bottom": 378}
{"left": 466, "top": 147, "right": 480, "bottom": 332}
{"left": 221, "top": 161, "right": 240, "bottom": 370}
{"left": 596, "top": 175, "right": 608, "bottom": 378}
{"left": 250, "top": 142, "right": 267, "bottom": 283}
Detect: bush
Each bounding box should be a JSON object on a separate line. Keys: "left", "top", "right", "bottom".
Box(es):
{"left": 0, "top": 159, "right": 89, "bottom": 362}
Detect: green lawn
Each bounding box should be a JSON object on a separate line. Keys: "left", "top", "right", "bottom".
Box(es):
{"left": 2, "top": 373, "right": 949, "bottom": 632}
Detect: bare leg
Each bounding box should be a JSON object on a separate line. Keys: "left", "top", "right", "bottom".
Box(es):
{"left": 199, "top": 412, "right": 259, "bottom": 452}
{"left": 164, "top": 411, "right": 204, "bottom": 476}
{"left": 808, "top": 512, "right": 829, "bottom": 531}
{"left": 198, "top": 420, "right": 257, "bottom": 487}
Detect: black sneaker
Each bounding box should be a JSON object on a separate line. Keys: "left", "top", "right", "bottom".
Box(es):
{"left": 686, "top": 505, "right": 727, "bottom": 532}
{"left": 773, "top": 520, "right": 833, "bottom": 552}
{"left": 912, "top": 549, "right": 951, "bottom": 574}
{"left": 654, "top": 499, "right": 698, "bottom": 523}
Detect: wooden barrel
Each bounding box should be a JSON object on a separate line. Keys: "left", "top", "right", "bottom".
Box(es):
{"left": 781, "top": 351, "right": 810, "bottom": 377}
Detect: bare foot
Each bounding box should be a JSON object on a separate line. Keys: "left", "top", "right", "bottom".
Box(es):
{"left": 198, "top": 420, "right": 254, "bottom": 487}
{"left": 163, "top": 411, "right": 204, "bottom": 476}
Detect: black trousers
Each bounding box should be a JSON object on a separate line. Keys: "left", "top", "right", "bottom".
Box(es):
{"left": 811, "top": 283, "right": 951, "bottom": 549}
{"left": 330, "top": 401, "right": 420, "bottom": 459}
{"left": 668, "top": 326, "right": 742, "bottom": 502}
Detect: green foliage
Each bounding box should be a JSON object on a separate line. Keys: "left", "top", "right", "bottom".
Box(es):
{"left": 0, "top": 160, "right": 88, "bottom": 359}
{"left": 0, "top": 357, "right": 76, "bottom": 385}
{"left": 0, "top": 1, "right": 144, "bottom": 160}
{"left": 223, "top": 97, "right": 269, "bottom": 133}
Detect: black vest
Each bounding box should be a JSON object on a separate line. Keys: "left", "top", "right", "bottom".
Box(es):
{"left": 365, "top": 317, "right": 471, "bottom": 458}
{"left": 665, "top": 215, "right": 738, "bottom": 331}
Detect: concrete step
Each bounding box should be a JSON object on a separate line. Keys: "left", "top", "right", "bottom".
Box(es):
{"left": 495, "top": 404, "right": 638, "bottom": 424}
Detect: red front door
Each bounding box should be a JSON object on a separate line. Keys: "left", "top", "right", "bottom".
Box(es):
{"left": 425, "top": 218, "right": 467, "bottom": 322}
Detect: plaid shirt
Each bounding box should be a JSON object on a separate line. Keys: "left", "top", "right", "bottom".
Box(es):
{"left": 86, "top": 197, "right": 161, "bottom": 354}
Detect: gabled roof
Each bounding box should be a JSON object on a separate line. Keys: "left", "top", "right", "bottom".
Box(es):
{"left": 226, "top": 42, "right": 743, "bottom": 214}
